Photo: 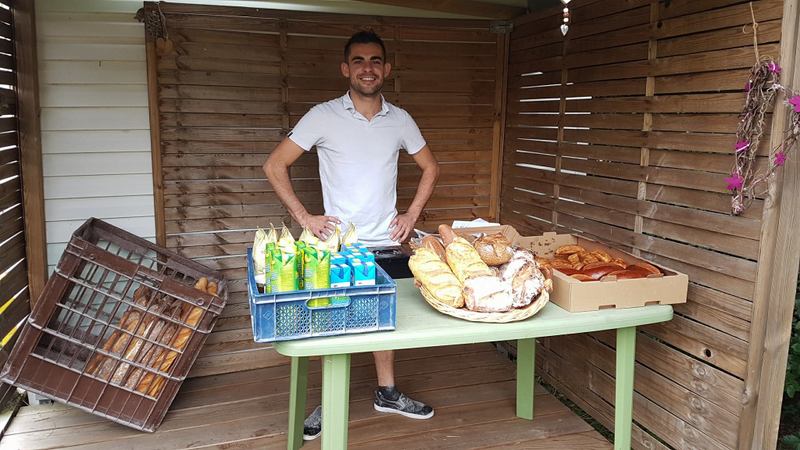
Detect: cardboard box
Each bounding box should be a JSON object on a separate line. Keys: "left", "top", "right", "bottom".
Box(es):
{"left": 453, "top": 226, "right": 689, "bottom": 312}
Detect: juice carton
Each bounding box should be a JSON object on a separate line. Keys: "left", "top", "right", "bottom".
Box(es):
{"left": 304, "top": 245, "right": 331, "bottom": 308}
{"left": 330, "top": 263, "right": 352, "bottom": 288}
{"left": 295, "top": 241, "right": 307, "bottom": 290}
{"left": 270, "top": 247, "right": 299, "bottom": 292}
{"left": 358, "top": 251, "right": 375, "bottom": 263}
{"left": 331, "top": 252, "right": 347, "bottom": 266}
{"left": 352, "top": 260, "right": 376, "bottom": 286}
{"left": 346, "top": 256, "right": 362, "bottom": 270}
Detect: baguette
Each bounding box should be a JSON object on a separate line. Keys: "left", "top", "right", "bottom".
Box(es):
{"left": 140, "top": 298, "right": 206, "bottom": 397}
{"left": 86, "top": 285, "right": 153, "bottom": 376}
{"left": 124, "top": 301, "right": 182, "bottom": 391}
{"left": 409, "top": 248, "right": 464, "bottom": 308}
{"left": 92, "top": 309, "right": 143, "bottom": 380}
{"left": 444, "top": 236, "right": 493, "bottom": 283}
{"left": 109, "top": 299, "right": 171, "bottom": 385}
{"left": 421, "top": 235, "right": 446, "bottom": 261}
{"left": 438, "top": 224, "right": 457, "bottom": 246}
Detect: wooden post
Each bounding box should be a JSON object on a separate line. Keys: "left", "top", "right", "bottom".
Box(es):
{"left": 489, "top": 28, "right": 509, "bottom": 222}
{"left": 739, "top": 0, "right": 800, "bottom": 448}
{"left": 14, "top": 0, "right": 48, "bottom": 304}
{"left": 632, "top": 1, "right": 658, "bottom": 258}
{"left": 142, "top": 5, "right": 167, "bottom": 247}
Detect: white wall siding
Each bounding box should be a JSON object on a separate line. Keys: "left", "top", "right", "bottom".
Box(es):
{"left": 37, "top": 0, "right": 154, "bottom": 272}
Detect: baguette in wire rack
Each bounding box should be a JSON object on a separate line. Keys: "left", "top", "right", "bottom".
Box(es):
{"left": 86, "top": 277, "right": 217, "bottom": 397}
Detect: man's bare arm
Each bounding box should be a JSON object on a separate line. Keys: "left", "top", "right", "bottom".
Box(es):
{"left": 389, "top": 145, "right": 439, "bottom": 242}
{"left": 263, "top": 138, "right": 340, "bottom": 239}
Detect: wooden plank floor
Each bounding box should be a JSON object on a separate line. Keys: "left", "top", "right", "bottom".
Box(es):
{"left": 1, "top": 344, "right": 611, "bottom": 449}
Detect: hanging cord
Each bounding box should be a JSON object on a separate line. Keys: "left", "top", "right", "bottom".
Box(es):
{"left": 748, "top": 2, "right": 759, "bottom": 62}
{"left": 156, "top": 2, "right": 169, "bottom": 40}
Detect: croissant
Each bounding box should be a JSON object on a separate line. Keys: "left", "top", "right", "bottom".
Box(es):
{"left": 409, "top": 248, "right": 464, "bottom": 308}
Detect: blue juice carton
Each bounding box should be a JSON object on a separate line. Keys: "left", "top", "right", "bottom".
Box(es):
{"left": 341, "top": 243, "right": 360, "bottom": 254}
{"left": 331, "top": 252, "right": 347, "bottom": 266}
{"left": 352, "top": 260, "right": 376, "bottom": 286}
{"left": 330, "top": 263, "right": 352, "bottom": 288}
{"left": 358, "top": 250, "right": 375, "bottom": 264}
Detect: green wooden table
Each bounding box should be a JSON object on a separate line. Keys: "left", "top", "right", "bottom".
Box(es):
{"left": 274, "top": 278, "right": 673, "bottom": 450}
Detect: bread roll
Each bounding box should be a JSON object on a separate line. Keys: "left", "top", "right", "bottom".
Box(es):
{"left": 556, "top": 245, "right": 585, "bottom": 256}
{"left": 421, "top": 235, "right": 446, "bottom": 261}
{"left": 570, "top": 273, "right": 594, "bottom": 281}
{"left": 601, "top": 269, "right": 648, "bottom": 280}
{"left": 629, "top": 261, "right": 662, "bottom": 276}
{"left": 580, "top": 263, "right": 621, "bottom": 280}
{"left": 409, "top": 247, "right": 464, "bottom": 308}
{"left": 473, "top": 233, "right": 514, "bottom": 266}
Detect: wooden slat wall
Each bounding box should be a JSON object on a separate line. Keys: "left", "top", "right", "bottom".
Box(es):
{"left": 0, "top": 1, "right": 31, "bottom": 409}
{"left": 148, "top": 2, "right": 503, "bottom": 376}
{"left": 503, "top": 0, "right": 783, "bottom": 448}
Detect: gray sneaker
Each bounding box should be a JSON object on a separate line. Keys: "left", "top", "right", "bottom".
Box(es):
{"left": 373, "top": 389, "right": 434, "bottom": 419}
{"left": 303, "top": 405, "right": 322, "bottom": 441}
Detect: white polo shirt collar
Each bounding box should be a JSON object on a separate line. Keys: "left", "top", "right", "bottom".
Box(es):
{"left": 341, "top": 91, "right": 390, "bottom": 121}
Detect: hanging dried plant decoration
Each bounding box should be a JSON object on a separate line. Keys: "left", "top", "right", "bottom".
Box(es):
{"left": 729, "top": 5, "right": 800, "bottom": 215}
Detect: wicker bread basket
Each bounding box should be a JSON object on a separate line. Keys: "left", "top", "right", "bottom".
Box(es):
{"left": 418, "top": 284, "right": 549, "bottom": 323}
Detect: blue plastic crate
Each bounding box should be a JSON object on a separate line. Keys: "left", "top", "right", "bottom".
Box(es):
{"left": 246, "top": 248, "right": 397, "bottom": 342}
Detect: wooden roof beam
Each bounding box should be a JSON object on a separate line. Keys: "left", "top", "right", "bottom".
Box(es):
{"left": 353, "top": 0, "right": 527, "bottom": 19}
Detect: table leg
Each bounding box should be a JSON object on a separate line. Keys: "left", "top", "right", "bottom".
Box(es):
{"left": 288, "top": 356, "right": 309, "bottom": 450}
{"left": 516, "top": 338, "right": 536, "bottom": 420}
{"left": 321, "top": 353, "right": 351, "bottom": 450}
{"left": 615, "top": 326, "right": 637, "bottom": 450}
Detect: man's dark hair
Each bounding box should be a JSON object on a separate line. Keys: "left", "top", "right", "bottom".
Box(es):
{"left": 344, "top": 30, "right": 386, "bottom": 61}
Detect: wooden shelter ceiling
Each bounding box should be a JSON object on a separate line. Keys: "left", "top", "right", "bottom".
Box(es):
{"left": 138, "top": 0, "right": 540, "bottom": 19}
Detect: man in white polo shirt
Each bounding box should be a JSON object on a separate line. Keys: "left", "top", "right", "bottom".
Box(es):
{"left": 263, "top": 30, "right": 439, "bottom": 441}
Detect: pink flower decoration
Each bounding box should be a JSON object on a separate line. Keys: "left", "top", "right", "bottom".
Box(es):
{"left": 744, "top": 80, "right": 752, "bottom": 93}
{"left": 768, "top": 61, "right": 782, "bottom": 74}
{"left": 789, "top": 95, "right": 800, "bottom": 113}
{"left": 735, "top": 140, "right": 750, "bottom": 153}
{"left": 725, "top": 173, "right": 744, "bottom": 191}
{"left": 774, "top": 151, "right": 787, "bottom": 167}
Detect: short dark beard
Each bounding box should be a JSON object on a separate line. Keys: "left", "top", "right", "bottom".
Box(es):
{"left": 349, "top": 78, "right": 383, "bottom": 97}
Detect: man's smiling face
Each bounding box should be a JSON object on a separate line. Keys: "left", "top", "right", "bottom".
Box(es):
{"left": 341, "top": 42, "right": 391, "bottom": 97}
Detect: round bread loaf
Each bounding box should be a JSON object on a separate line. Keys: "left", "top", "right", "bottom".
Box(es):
{"left": 473, "top": 233, "right": 514, "bottom": 266}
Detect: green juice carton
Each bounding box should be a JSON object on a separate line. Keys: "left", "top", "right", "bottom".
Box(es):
{"left": 295, "top": 241, "right": 306, "bottom": 290}
{"left": 305, "top": 246, "right": 331, "bottom": 307}
{"left": 270, "top": 247, "right": 299, "bottom": 293}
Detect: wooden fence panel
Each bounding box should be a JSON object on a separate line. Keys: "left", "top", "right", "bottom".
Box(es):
{"left": 503, "top": 0, "right": 784, "bottom": 448}
{"left": 147, "top": 2, "right": 503, "bottom": 376}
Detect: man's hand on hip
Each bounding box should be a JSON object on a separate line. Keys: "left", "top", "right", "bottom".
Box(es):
{"left": 389, "top": 212, "right": 417, "bottom": 243}
{"left": 299, "top": 213, "right": 341, "bottom": 240}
